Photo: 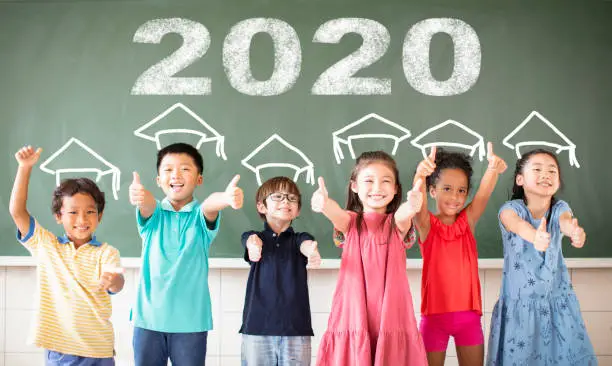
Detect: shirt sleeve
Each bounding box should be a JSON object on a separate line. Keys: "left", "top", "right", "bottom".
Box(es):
{"left": 16, "top": 217, "right": 57, "bottom": 255}
{"left": 136, "top": 201, "right": 161, "bottom": 237}
{"left": 198, "top": 209, "right": 221, "bottom": 249}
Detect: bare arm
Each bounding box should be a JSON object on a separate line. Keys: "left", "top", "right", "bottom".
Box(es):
{"left": 559, "top": 211, "right": 586, "bottom": 248}
{"left": 500, "top": 209, "right": 550, "bottom": 251}
{"left": 395, "top": 179, "right": 423, "bottom": 236}
{"left": 466, "top": 142, "right": 507, "bottom": 228}
{"left": 300, "top": 240, "right": 321, "bottom": 268}
{"left": 202, "top": 174, "right": 244, "bottom": 222}
{"left": 9, "top": 146, "right": 42, "bottom": 235}
{"left": 311, "top": 177, "right": 351, "bottom": 233}
{"left": 413, "top": 147, "right": 436, "bottom": 241}
{"left": 129, "top": 172, "right": 156, "bottom": 219}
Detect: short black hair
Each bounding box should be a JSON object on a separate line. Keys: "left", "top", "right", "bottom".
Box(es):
{"left": 425, "top": 148, "right": 473, "bottom": 192}
{"left": 51, "top": 178, "right": 105, "bottom": 215}
{"left": 156, "top": 143, "right": 204, "bottom": 174}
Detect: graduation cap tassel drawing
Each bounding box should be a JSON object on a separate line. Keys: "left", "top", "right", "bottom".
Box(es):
{"left": 39, "top": 138, "right": 121, "bottom": 200}
{"left": 134, "top": 102, "right": 227, "bottom": 160}
{"left": 241, "top": 134, "right": 315, "bottom": 186}
{"left": 411, "top": 119, "right": 486, "bottom": 160}
{"left": 502, "top": 111, "right": 580, "bottom": 168}
{"left": 332, "top": 113, "right": 412, "bottom": 164}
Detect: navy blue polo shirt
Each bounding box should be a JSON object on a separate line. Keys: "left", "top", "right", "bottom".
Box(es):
{"left": 239, "top": 223, "right": 314, "bottom": 336}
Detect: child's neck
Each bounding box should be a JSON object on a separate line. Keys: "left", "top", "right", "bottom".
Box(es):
{"left": 67, "top": 235, "right": 91, "bottom": 249}
{"left": 362, "top": 206, "right": 387, "bottom": 214}
{"left": 524, "top": 194, "right": 552, "bottom": 219}
{"left": 168, "top": 196, "right": 194, "bottom": 211}
{"left": 266, "top": 217, "right": 292, "bottom": 235}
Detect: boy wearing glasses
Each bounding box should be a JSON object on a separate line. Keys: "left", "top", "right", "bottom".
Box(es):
{"left": 240, "top": 176, "right": 321, "bottom": 366}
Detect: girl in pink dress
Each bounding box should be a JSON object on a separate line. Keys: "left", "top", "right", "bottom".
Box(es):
{"left": 311, "top": 151, "right": 427, "bottom": 366}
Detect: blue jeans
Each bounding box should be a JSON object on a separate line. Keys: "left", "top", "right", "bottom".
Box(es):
{"left": 133, "top": 327, "right": 208, "bottom": 366}
{"left": 241, "top": 334, "right": 311, "bottom": 366}
{"left": 45, "top": 350, "right": 114, "bottom": 366}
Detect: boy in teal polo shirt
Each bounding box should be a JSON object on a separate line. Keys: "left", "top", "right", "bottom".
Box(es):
{"left": 129, "top": 143, "right": 243, "bottom": 366}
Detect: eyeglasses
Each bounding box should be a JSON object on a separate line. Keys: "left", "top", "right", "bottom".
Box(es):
{"left": 268, "top": 193, "right": 299, "bottom": 203}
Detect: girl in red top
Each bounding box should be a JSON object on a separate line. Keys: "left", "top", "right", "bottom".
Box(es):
{"left": 413, "top": 143, "right": 507, "bottom": 366}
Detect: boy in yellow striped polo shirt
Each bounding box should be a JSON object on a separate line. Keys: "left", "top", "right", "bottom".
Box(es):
{"left": 9, "top": 145, "right": 125, "bottom": 366}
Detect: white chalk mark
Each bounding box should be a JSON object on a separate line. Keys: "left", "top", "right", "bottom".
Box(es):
{"left": 411, "top": 119, "right": 485, "bottom": 161}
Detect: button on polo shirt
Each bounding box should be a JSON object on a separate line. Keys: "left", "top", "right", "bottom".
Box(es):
{"left": 239, "top": 223, "right": 314, "bottom": 336}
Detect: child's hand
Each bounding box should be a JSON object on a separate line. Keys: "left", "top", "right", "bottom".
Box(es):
{"left": 303, "top": 241, "right": 322, "bottom": 268}
{"left": 569, "top": 218, "right": 586, "bottom": 248}
{"left": 486, "top": 142, "right": 507, "bottom": 173}
{"left": 225, "top": 175, "right": 244, "bottom": 210}
{"left": 246, "top": 234, "right": 263, "bottom": 262}
{"left": 129, "top": 172, "right": 146, "bottom": 207}
{"left": 405, "top": 179, "right": 424, "bottom": 214}
{"left": 99, "top": 264, "right": 125, "bottom": 292}
{"left": 15, "top": 146, "right": 42, "bottom": 168}
{"left": 311, "top": 177, "right": 329, "bottom": 213}
{"left": 416, "top": 146, "right": 436, "bottom": 177}
{"left": 533, "top": 218, "right": 550, "bottom": 251}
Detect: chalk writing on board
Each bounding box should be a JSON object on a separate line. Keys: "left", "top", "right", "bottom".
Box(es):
{"left": 39, "top": 138, "right": 121, "bottom": 200}
{"left": 502, "top": 110, "right": 580, "bottom": 168}
{"left": 332, "top": 113, "right": 411, "bottom": 164}
{"left": 132, "top": 17, "right": 481, "bottom": 96}
{"left": 411, "top": 119, "right": 486, "bottom": 161}
{"left": 241, "top": 134, "right": 314, "bottom": 186}
{"left": 133, "top": 102, "right": 227, "bottom": 160}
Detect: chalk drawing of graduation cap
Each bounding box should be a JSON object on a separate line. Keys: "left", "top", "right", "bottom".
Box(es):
{"left": 332, "top": 113, "right": 411, "bottom": 164}
{"left": 241, "top": 134, "right": 314, "bottom": 186}
{"left": 134, "top": 102, "right": 227, "bottom": 160}
{"left": 502, "top": 110, "right": 580, "bottom": 168}
{"left": 411, "top": 119, "right": 486, "bottom": 161}
{"left": 39, "top": 137, "right": 121, "bottom": 200}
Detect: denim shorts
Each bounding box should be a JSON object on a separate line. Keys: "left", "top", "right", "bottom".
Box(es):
{"left": 45, "top": 350, "right": 114, "bottom": 366}
{"left": 241, "top": 334, "right": 311, "bottom": 366}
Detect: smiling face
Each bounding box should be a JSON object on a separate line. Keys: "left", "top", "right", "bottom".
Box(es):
{"left": 350, "top": 162, "right": 398, "bottom": 213}
{"left": 156, "top": 153, "right": 202, "bottom": 209}
{"left": 516, "top": 153, "right": 560, "bottom": 198}
{"left": 429, "top": 168, "right": 469, "bottom": 217}
{"left": 54, "top": 192, "right": 102, "bottom": 246}
{"left": 257, "top": 191, "right": 301, "bottom": 224}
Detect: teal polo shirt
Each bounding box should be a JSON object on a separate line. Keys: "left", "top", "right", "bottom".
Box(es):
{"left": 131, "top": 198, "right": 220, "bottom": 332}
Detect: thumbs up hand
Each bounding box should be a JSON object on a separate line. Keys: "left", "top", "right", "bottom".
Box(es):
{"left": 224, "top": 174, "right": 243, "bottom": 210}
{"left": 311, "top": 177, "right": 329, "bottom": 213}
{"left": 301, "top": 240, "right": 322, "bottom": 268}
{"left": 533, "top": 218, "right": 551, "bottom": 252}
{"left": 569, "top": 218, "right": 586, "bottom": 248}
{"left": 246, "top": 234, "right": 263, "bottom": 262}
{"left": 416, "top": 146, "right": 437, "bottom": 177}
{"left": 129, "top": 172, "right": 147, "bottom": 207}
{"left": 405, "top": 179, "right": 424, "bottom": 215}
{"left": 486, "top": 142, "right": 507, "bottom": 174}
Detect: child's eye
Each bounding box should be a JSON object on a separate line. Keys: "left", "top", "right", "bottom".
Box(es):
{"left": 443, "top": 187, "right": 451, "bottom": 192}
{"left": 87, "top": 210, "right": 97, "bottom": 215}
{"left": 459, "top": 189, "right": 467, "bottom": 194}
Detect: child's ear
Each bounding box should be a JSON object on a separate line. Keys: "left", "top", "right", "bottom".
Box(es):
{"left": 196, "top": 174, "right": 203, "bottom": 185}
{"left": 97, "top": 212, "right": 104, "bottom": 223}
{"left": 256, "top": 201, "right": 267, "bottom": 215}
{"left": 516, "top": 174, "right": 524, "bottom": 186}
{"left": 54, "top": 213, "right": 62, "bottom": 224}
{"left": 428, "top": 185, "right": 436, "bottom": 198}
{"left": 156, "top": 175, "right": 161, "bottom": 187}
{"left": 350, "top": 180, "right": 358, "bottom": 193}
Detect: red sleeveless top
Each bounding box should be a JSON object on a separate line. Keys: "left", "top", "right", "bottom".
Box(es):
{"left": 419, "top": 210, "right": 482, "bottom": 316}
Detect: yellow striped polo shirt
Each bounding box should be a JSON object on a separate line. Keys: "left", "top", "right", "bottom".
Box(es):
{"left": 17, "top": 216, "right": 120, "bottom": 358}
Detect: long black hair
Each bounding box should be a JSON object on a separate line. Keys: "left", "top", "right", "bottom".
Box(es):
{"left": 511, "top": 149, "right": 563, "bottom": 228}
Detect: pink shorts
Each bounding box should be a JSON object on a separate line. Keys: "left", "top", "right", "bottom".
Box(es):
{"left": 419, "top": 311, "right": 484, "bottom": 352}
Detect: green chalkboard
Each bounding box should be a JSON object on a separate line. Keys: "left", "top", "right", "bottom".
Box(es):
{"left": 1, "top": 0, "right": 610, "bottom": 258}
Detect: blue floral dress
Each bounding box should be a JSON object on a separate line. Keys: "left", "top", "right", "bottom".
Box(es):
{"left": 486, "top": 199, "right": 597, "bottom": 366}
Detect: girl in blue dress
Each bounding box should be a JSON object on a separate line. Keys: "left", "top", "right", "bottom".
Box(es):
{"left": 487, "top": 149, "right": 596, "bottom": 366}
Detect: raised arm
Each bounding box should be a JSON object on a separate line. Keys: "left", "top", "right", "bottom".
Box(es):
{"left": 500, "top": 209, "right": 550, "bottom": 252}
{"left": 559, "top": 211, "right": 586, "bottom": 248}
{"left": 311, "top": 177, "right": 351, "bottom": 233}
{"left": 129, "top": 172, "right": 157, "bottom": 219}
{"left": 201, "top": 174, "right": 244, "bottom": 222}
{"left": 9, "top": 146, "right": 42, "bottom": 235}
{"left": 466, "top": 142, "right": 507, "bottom": 228}
{"left": 413, "top": 146, "right": 436, "bottom": 240}
{"left": 395, "top": 178, "right": 423, "bottom": 236}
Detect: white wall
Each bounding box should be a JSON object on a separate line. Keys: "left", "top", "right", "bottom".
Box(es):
{"left": 0, "top": 265, "right": 610, "bottom": 366}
